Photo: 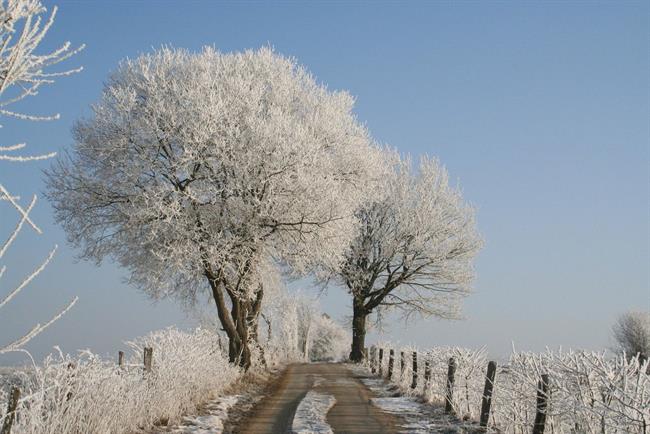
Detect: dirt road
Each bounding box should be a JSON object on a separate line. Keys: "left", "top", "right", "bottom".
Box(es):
{"left": 238, "top": 363, "right": 402, "bottom": 434}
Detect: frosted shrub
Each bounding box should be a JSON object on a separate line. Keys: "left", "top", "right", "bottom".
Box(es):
{"left": 420, "top": 346, "right": 486, "bottom": 419}
{"left": 492, "top": 350, "right": 650, "bottom": 433}
{"left": 442, "top": 348, "right": 486, "bottom": 420}
{"left": 257, "top": 282, "right": 351, "bottom": 364}
{"left": 0, "top": 327, "right": 240, "bottom": 434}
{"left": 309, "top": 314, "right": 350, "bottom": 362}
{"left": 371, "top": 344, "right": 649, "bottom": 433}
{"left": 395, "top": 346, "right": 419, "bottom": 397}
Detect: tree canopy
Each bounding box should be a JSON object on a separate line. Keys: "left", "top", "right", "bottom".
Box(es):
{"left": 46, "top": 46, "right": 384, "bottom": 367}
{"left": 331, "top": 154, "right": 483, "bottom": 360}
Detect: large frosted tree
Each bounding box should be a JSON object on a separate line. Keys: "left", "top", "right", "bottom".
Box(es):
{"left": 45, "top": 47, "right": 382, "bottom": 368}
{"left": 334, "top": 154, "right": 482, "bottom": 362}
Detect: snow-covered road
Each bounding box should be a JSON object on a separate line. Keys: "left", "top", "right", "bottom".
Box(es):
{"left": 237, "top": 363, "right": 399, "bottom": 433}
{"left": 158, "top": 363, "right": 482, "bottom": 434}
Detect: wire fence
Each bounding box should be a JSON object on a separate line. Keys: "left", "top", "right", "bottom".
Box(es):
{"left": 369, "top": 344, "right": 649, "bottom": 433}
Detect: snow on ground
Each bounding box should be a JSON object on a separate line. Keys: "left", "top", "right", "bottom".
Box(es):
{"left": 291, "top": 389, "right": 336, "bottom": 434}
{"left": 359, "top": 375, "right": 486, "bottom": 434}
{"left": 158, "top": 395, "right": 241, "bottom": 434}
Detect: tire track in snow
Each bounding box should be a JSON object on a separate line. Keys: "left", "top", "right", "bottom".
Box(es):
{"left": 290, "top": 377, "right": 336, "bottom": 434}
{"left": 239, "top": 364, "right": 400, "bottom": 434}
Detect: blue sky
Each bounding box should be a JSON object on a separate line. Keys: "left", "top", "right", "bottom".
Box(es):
{"left": 0, "top": 1, "right": 648, "bottom": 363}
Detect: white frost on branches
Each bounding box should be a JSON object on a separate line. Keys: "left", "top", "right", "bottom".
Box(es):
{"left": 47, "top": 46, "right": 382, "bottom": 285}
{"left": 372, "top": 343, "right": 650, "bottom": 433}
{"left": 331, "top": 152, "right": 482, "bottom": 361}
{"left": 257, "top": 281, "right": 350, "bottom": 363}
{"left": 0, "top": 0, "right": 83, "bottom": 131}
{"left": 0, "top": 0, "right": 81, "bottom": 354}
{"left": 612, "top": 310, "right": 650, "bottom": 364}
{"left": 45, "top": 46, "right": 383, "bottom": 367}
{"left": 0, "top": 327, "right": 241, "bottom": 434}
{"left": 341, "top": 154, "right": 482, "bottom": 320}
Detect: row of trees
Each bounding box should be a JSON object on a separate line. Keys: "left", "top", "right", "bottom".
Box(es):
{"left": 255, "top": 282, "right": 350, "bottom": 363}
{"left": 44, "top": 46, "right": 483, "bottom": 368}
{"left": 0, "top": 0, "right": 480, "bottom": 369}
{"left": 1, "top": 0, "right": 645, "bottom": 383}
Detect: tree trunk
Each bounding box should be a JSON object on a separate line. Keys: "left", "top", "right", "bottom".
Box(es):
{"left": 349, "top": 299, "right": 368, "bottom": 362}
{"left": 247, "top": 286, "right": 267, "bottom": 367}
{"left": 225, "top": 335, "right": 252, "bottom": 369}
{"left": 204, "top": 264, "right": 260, "bottom": 370}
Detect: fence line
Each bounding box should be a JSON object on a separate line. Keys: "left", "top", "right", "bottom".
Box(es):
{"left": 368, "top": 345, "right": 649, "bottom": 434}
{"left": 0, "top": 347, "right": 157, "bottom": 434}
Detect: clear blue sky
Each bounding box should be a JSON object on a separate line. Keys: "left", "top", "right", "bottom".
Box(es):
{"left": 1, "top": 1, "right": 648, "bottom": 364}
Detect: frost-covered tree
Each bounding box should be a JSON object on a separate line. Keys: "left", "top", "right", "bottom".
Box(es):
{"left": 309, "top": 313, "right": 350, "bottom": 362}
{"left": 259, "top": 285, "right": 350, "bottom": 363}
{"left": 45, "top": 47, "right": 382, "bottom": 368}
{"left": 333, "top": 154, "right": 482, "bottom": 362}
{"left": 612, "top": 311, "right": 650, "bottom": 364}
{"left": 0, "top": 0, "right": 81, "bottom": 354}
{"left": 295, "top": 296, "right": 318, "bottom": 361}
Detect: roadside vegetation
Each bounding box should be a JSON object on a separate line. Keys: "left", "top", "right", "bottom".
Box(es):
{"left": 0, "top": 1, "right": 646, "bottom": 433}
{"left": 370, "top": 343, "right": 649, "bottom": 433}
{"left": 0, "top": 290, "right": 347, "bottom": 433}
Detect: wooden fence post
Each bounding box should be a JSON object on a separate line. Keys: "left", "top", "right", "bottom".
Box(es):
{"left": 533, "top": 374, "right": 550, "bottom": 434}
{"left": 445, "top": 357, "right": 456, "bottom": 414}
{"left": 400, "top": 351, "right": 405, "bottom": 377}
{"left": 411, "top": 351, "right": 418, "bottom": 389}
{"left": 480, "top": 361, "right": 498, "bottom": 428}
{"left": 118, "top": 350, "right": 124, "bottom": 368}
{"left": 370, "top": 346, "right": 376, "bottom": 373}
{"left": 143, "top": 347, "right": 153, "bottom": 373}
{"left": 388, "top": 349, "right": 395, "bottom": 380}
{"left": 1, "top": 386, "right": 20, "bottom": 434}
{"left": 363, "top": 347, "right": 368, "bottom": 362}
{"left": 378, "top": 348, "right": 384, "bottom": 376}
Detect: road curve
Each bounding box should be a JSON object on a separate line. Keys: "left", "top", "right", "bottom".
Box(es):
{"left": 238, "top": 363, "right": 402, "bottom": 434}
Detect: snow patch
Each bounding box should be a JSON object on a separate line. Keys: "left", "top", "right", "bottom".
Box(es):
{"left": 360, "top": 377, "right": 395, "bottom": 397}
{"left": 371, "top": 396, "right": 480, "bottom": 433}
{"left": 372, "top": 397, "right": 423, "bottom": 413}
{"left": 360, "top": 371, "right": 483, "bottom": 433}
{"left": 291, "top": 390, "right": 336, "bottom": 434}
{"left": 166, "top": 395, "right": 241, "bottom": 434}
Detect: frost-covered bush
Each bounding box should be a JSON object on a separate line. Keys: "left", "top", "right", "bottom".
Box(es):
{"left": 259, "top": 286, "right": 350, "bottom": 363}
{"left": 612, "top": 311, "right": 650, "bottom": 364}
{"left": 373, "top": 343, "right": 486, "bottom": 418}
{"left": 492, "top": 350, "right": 650, "bottom": 434}
{"left": 309, "top": 314, "right": 350, "bottom": 362}
{"left": 425, "top": 347, "right": 486, "bottom": 420}
{"left": 371, "top": 344, "right": 650, "bottom": 433}
{"left": 0, "top": 327, "right": 240, "bottom": 434}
